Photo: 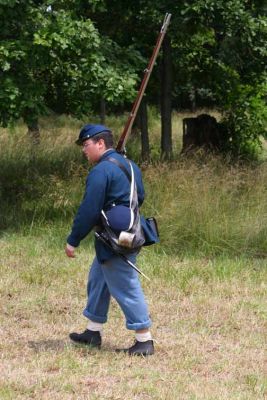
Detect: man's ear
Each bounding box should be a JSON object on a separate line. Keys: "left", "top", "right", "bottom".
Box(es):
{"left": 99, "top": 138, "right": 105, "bottom": 148}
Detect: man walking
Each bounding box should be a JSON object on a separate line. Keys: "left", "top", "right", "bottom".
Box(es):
{"left": 65, "top": 124, "right": 154, "bottom": 356}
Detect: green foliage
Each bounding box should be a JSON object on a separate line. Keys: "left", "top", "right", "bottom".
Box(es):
{"left": 0, "top": 0, "right": 266, "bottom": 156}
{"left": 89, "top": 0, "right": 267, "bottom": 157}
{"left": 222, "top": 81, "right": 267, "bottom": 157}
{"left": 179, "top": 0, "right": 267, "bottom": 156}
{"left": 0, "top": 1, "right": 139, "bottom": 126}
{"left": 175, "top": 1, "right": 267, "bottom": 96}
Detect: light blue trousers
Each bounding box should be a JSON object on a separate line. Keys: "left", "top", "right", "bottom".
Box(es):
{"left": 83, "top": 254, "right": 151, "bottom": 331}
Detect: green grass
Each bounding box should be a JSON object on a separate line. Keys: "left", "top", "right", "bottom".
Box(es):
{"left": 0, "top": 114, "right": 267, "bottom": 399}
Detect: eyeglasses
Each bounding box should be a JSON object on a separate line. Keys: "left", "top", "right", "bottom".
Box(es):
{"left": 82, "top": 141, "right": 93, "bottom": 149}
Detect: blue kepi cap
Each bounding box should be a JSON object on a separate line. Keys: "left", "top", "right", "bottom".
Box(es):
{"left": 76, "top": 124, "right": 111, "bottom": 145}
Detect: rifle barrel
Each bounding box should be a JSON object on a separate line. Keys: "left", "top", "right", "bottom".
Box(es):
{"left": 116, "top": 13, "right": 171, "bottom": 153}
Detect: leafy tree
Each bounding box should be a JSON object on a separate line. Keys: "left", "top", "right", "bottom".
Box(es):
{"left": 86, "top": 1, "right": 175, "bottom": 159}
{"left": 91, "top": 0, "right": 267, "bottom": 157}
{"left": 173, "top": 0, "right": 267, "bottom": 155}
{"left": 1, "top": 0, "right": 266, "bottom": 157}
{"left": 0, "top": 0, "right": 139, "bottom": 135}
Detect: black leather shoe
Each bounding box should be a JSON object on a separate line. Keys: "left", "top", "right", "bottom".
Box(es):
{"left": 69, "top": 329, "right": 101, "bottom": 348}
{"left": 116, "top": 340, "right": 154, "bottom": 356}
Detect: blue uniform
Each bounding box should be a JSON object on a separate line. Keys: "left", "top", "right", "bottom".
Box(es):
{"left": 67, "top": 149, "right": 151, "bottom": 330}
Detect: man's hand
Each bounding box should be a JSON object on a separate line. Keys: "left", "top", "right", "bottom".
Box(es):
{"left": 65, "top": 243, "right": 76, "bottom": 258}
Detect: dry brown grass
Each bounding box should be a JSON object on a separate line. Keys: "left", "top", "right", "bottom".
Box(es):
{"left": 1, "top": 236, "right": 266, "bottom": 400}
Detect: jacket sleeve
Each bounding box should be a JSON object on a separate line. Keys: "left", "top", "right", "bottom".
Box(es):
{"left": 67, "top": 169, "right": 107, "bottom": 247}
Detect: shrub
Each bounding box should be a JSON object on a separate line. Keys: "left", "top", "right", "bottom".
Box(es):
{"left": 222, "top": 82, "right": 267, "bottom": 158}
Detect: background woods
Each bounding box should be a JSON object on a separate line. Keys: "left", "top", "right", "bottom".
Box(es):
{"left": 0, "top": 0, "right": 266, "bottom": 158}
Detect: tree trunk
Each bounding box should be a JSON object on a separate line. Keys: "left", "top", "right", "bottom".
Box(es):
{"left": 25, "top": 117, "right": 40, "bottom": 161}
{"left": 23, "top": 109, "right": 40, "bottom": 147}
{"left": 181, "top": 114, "right": 221, "bottom": 154}
{"left": 189, "top": 85, "right": 197, "bottom": 112}
{"left": 100, "top": 97, "right": 106, "bottom": 124}
{"left": 139, "top": 98, "right": 150, "bottom": 162}
{"left": 160, "top": 34, "right": 172, "bottom": 160}
{"left": 132, "top": 107, "right": 141, "bottom": 138}
{"left": 27, "top": 118, "right": 40, "bottom": 146}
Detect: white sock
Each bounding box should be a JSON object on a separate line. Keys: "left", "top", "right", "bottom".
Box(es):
{"left": 87, "top": 320, "right": 103, "bottom": 333}
{"left": 135, "top": 331, "right": 152, "bottom": 342}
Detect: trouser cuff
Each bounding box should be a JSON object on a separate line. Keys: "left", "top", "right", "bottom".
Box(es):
{"left": 83, "top": 309, "right": 107, "bottom": 324}
{"left": 126, "top": 319, "right": 152, "bottom": 331}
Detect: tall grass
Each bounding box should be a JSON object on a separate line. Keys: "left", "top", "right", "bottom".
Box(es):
{"left": 0, "top": 113, "right": 266, "bottom": 258}
{"left": 143, "top": 157, "right": 267, "bottom": 257}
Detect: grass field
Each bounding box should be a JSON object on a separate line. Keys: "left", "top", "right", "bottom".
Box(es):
{"left": 0, "top": 113, "right": 266, "bottom": 399}
{"left": 1, "top": 239, "right": 266, "bottom": 399}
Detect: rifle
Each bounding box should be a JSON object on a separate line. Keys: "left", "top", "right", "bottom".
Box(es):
{"left": 116, "top": 13, "right": 171, "bottom": 154}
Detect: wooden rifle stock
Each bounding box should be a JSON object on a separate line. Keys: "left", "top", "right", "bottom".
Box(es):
{"left": 116, "top": 13, "right": 171, "bottom": 154}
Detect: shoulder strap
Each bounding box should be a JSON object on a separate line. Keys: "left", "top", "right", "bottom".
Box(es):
{"left": 106, "top": 156, "right": 137, "bottom": 214}
{"left": 106, "top": 157, "right": 131, "bottom": 182}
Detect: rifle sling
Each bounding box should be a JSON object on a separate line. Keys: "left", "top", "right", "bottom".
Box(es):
{"left": 106, "top": 157, "right": 131, "bottom": 182}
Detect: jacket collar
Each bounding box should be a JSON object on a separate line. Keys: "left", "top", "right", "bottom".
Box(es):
{"left": 99, "top": 148, "right": 116, "bottom": 163}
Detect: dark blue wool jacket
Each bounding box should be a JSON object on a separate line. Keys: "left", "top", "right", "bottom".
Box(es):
{"left": 67, "top": 149, "right": 145, "bottom": 262}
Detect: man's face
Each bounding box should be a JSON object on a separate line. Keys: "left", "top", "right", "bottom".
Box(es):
{"left": 82, "top": 138, "right": 106, "bottom": 163}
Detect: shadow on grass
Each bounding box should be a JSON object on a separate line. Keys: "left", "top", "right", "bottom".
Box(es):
{"left": 28, "top": 339, "right": 66, "bottom": 352}
{"left": 27, "top": 338, "right": 131, "bottom": 355}
{"left": 28, "top": 339, "right": 112, "bottom": 356}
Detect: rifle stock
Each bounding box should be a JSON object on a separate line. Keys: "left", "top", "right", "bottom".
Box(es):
{"left": 116, "top": 13, "right": 171, "bottom": 154}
